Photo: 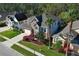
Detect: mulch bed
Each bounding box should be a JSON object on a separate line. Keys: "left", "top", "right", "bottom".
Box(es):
{"left": 23, "top": 39, "right": 44, "bottom": 45}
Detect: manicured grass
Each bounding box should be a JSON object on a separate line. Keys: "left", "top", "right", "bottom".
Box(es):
{"left": 0, "top": 36, "right": 6, "bottom": 42}
{"left": 0, "top": 29, "right": 21, "bottom": 39}
{"left": 11, "top": 44, "right": 35, "bottom": 56}
{"left": 19, "top": 41, "right": 64, "bottom": 56}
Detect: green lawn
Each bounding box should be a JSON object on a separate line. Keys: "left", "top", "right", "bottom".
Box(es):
{"left": 19, "top": 41, "right": 64, "bottom": 56}
{"left": 0, "top": 29, "right": 22, "bottom": 39}
{"left": 11, "top": 44, "right": 36, "bottom": 56}
{"left": 0, "top": 36, "right": 6, "bottom": 42}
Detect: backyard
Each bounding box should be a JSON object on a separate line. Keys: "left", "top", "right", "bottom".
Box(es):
{"left": 0, "top": 29, "right": 22, "bottom": 39}
{"left": 11, "top": 44, "right": 36, "bottom": 56}
{"left": 18, "top": 40, "right": 64, "bottom": 56}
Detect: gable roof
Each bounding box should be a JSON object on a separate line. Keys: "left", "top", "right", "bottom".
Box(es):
{"left": 15, "top": 13, "right": 27, "bottom": 21}
{"left": 53, "top": 20, "right": 79, "bottom": 39}
{"left": 57, "top": 20, "right": 79, "bottom": 35}
{"left": 20, "top": 21, "right": 32, "bottom": 30}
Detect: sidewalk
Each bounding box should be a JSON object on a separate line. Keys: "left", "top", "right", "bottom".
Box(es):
{"left": 16, "top": 43, "right": 44, "bottom": 56}
{"left": 0, "top": 43, "right": 23, "bottom": 56}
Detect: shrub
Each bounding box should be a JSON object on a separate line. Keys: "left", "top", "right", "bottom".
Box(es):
{"left": 54, "top": 40, "right": 62, "bottom": 49}
{"left": 0, "top": 22, "right": 6, "bottom": 27}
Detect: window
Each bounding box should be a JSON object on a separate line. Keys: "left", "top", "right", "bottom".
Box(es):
{"left": 8, "top": 16, "right": 14, "bottom": 21}
{"left": 35, "top": 26, "right": 38, "bottom": 29}
{"left": 31, "top": 18, "right": 36, "bottom": 23}
{"left": 34, "top": 23, "right": 36, "bottom": 26}
{"left": 44, "top": 28, "right": 46, "bottom": 32}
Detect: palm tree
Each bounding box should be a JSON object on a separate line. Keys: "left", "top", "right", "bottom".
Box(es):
{"left": 63, "top": 17, "right": 73, "bottom": 56}
{"left": 45, "top": 17, "right": 53, "bottom": 49}
{"left": 60, "top": 9, "right": 74, "bottom": 55}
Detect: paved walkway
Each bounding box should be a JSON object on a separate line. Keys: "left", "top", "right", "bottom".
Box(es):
{"left": 1, "top": 33, "right": 26, "bottom": 47}
{"left": 0, "top": 26, "right": 10, "bottom": 32}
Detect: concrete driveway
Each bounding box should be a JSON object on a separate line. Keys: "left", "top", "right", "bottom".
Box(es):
{"left": 0, "top": 26, "right": 10, "bottom": 32}
{"left": 2, "top": 33, "right": 26, "bottom": 47}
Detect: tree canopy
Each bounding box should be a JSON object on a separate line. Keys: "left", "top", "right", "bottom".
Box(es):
{"left": 0, "top": 3, "right": 79, "bottom": 22}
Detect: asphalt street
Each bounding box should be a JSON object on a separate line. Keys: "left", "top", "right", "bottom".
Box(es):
{"left": 0, "top": 43, "right": 23, "bottom": 56}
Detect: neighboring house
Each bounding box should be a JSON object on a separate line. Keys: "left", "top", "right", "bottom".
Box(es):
{"left": 27, "top": 15, "right": 44, "bottom": 34}
{"left": 60, "top": 20, "right": 79, "bottom": 40}
{"left": 26, "top": 16, "right": 40, "bottom": 35}
{"left": 53, "top": 20, "right": 79, "bottom": 55}
{"left": 41, "top": 14, "right": 64, "bottom": 39}
{"left": 0, "top": 12, "right": 15, "bottom": 27}
{"left": 21, "top": 15, "right": 43, "bottom": 40}
{"left": 26, "top": 13, "right": 65, "bottom": 39}
{"left": 6, "top": 13, "right": 27, "bottom": 29}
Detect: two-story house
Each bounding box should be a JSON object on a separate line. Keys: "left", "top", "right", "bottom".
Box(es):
{"left": 53, "top": 20, "right": 79, "bottom": 55}
{"left": 6, "top": 13, "right": 27, "bottom": 30}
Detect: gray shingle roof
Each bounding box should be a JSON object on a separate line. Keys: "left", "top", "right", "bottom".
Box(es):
{"left": 53, "top": 20, "right": 79, "bottom": 39}
{"left": 20, "top": 21, "right": 32, "bottom": 30}
{"left": 58, "top": 20, "right": 79, "bottom": 35}
{"left": 72, "top": 20, "right": 79, "bottom": 30}
{"left": 20, "top": 16, "right": 36, "bottom": 30}
{"left": 0, "top": 12, "right": 15, "bottom": 21}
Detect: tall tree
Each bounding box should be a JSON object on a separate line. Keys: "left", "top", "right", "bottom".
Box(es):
{"left": 45, "top": 17, "right": 53, "bottom": 49}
